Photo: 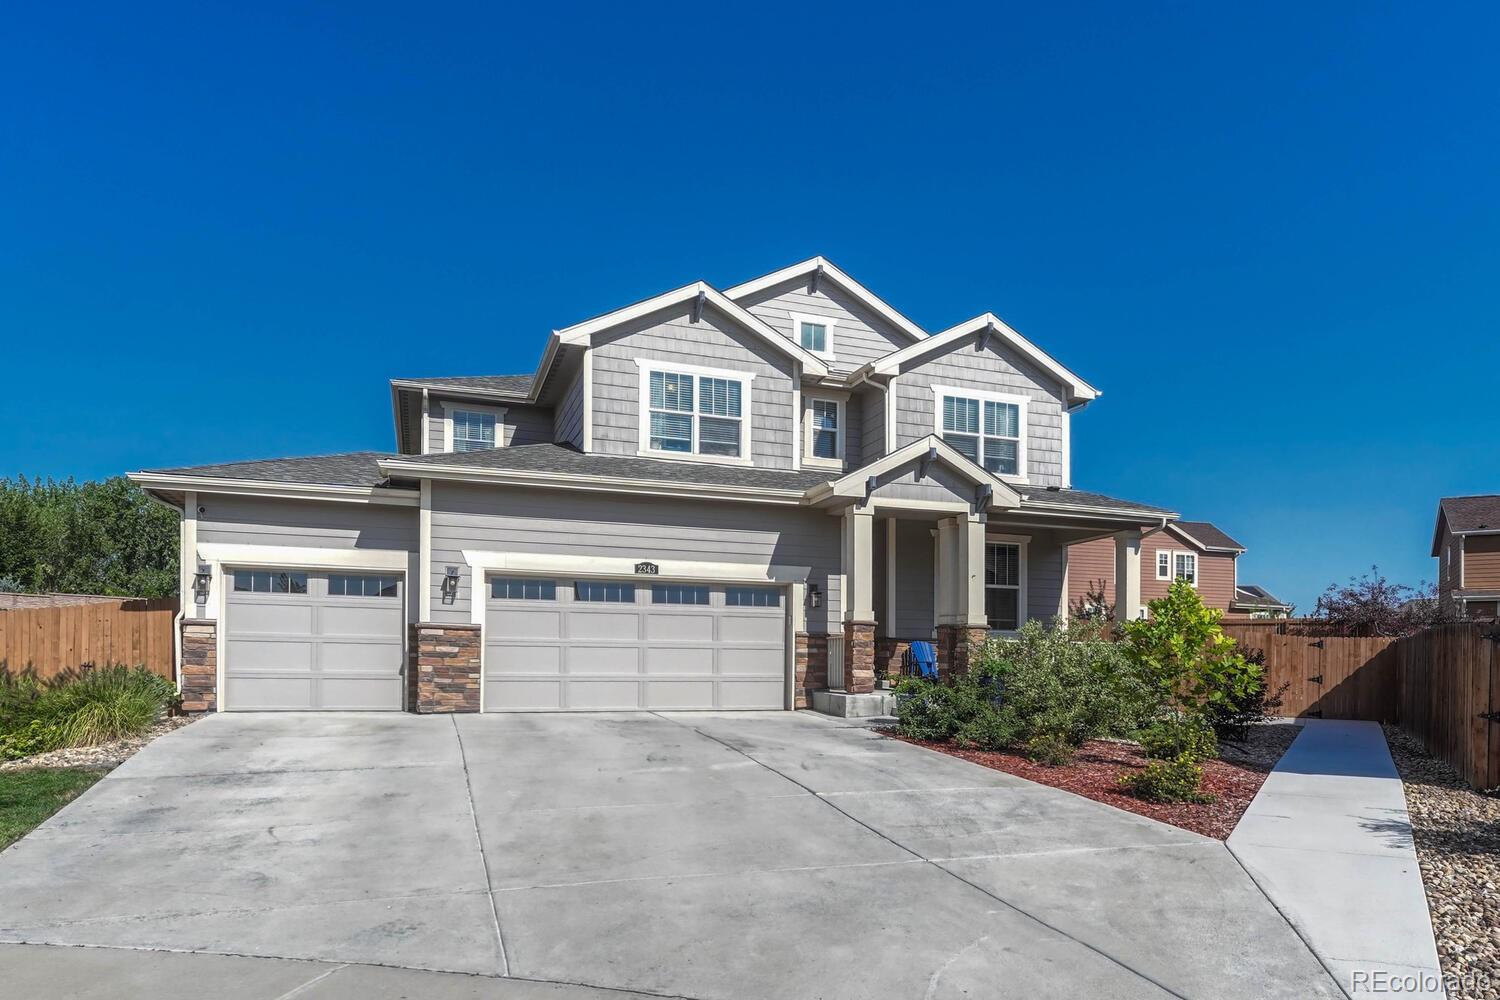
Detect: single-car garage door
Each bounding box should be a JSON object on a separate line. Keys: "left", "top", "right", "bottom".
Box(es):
{"left": 224, "top": 569, "right": 405, "bottom": 711}
{"left": 483, "top": 577, "right": 787, "bottom": 711}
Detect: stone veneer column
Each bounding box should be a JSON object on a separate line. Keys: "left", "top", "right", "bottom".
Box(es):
{"left": 179, "top": 619, "right": 218, "bottom": 713}
{"left": 794, "top": 632, "right": 829, "bottom": 709}
{"left": 934, "top": 624, "right": 990, "bottom": 680}
{"left": 410, "top": 623, "right": 482, "bottom": 713}
{"left": 843, "top": 620, "right": 877, "bottom": 694}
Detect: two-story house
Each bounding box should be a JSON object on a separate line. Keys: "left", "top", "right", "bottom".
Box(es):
{"left": 130, "top": 258, "right": 1174, "bottom": 715}
{"left": 1433, "top": 495, "right": 1500, "bottom": 619}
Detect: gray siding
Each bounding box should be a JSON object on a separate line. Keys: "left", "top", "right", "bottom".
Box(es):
{"left": 860, "top": 385, "right": 886, "bottom": 459}
{"left": 197, "top": 496, "right": 417, "bottom": 553}
{"left": 738, "top": 277, "right": 916, "bottom": 373}
{"left": 555, "top": 369, "right": 585, "bottom": 447}
{"left": 428, "top": 482, "right": 841, "bottom": 633}
{"left": 870, "top": 463, "right": 977, "bottom": 505}
{"left": 428, "top": 398, "right": 555, "bottom": 454}
{"left": 590, "top": 302, "right": 798, "bottom": 468}
{"left": 892, "top": 341, "right": 1067, "bottom": 487}
{"left": 889, "top": 518, "right": 936, "bottom": 636}
{"left": 1021, "top": 529, "right": 1069, "bottom": 624}
{"left": 802, "top": 391, "right": 863, "bottom": 470}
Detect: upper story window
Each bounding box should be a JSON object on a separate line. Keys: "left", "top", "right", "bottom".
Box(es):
{"left": 442, "top": 404, "right": 505, "bottom": 453}
{"left": 635, "top": 361, "right": 754, "bottom": 465}
{"left": 804, "top": 395, "right": 844, "bottom": 467}
{"left": 932, "top": 385, "right": 1028, "bottom": 479}
{"left": 1158, "top": 550, "right": 1197, "bottom": 586}
{"left": 790, "top": 312, "right": 838, "bottom": 360}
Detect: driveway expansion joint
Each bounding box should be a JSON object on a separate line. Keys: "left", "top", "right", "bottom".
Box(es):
{"left": 451, "top": 715, "right": 510, "bottom": 978}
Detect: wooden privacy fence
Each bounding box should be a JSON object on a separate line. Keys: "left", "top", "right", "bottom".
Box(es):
{"left": 0, "top": 598, "right": 178, "bottom": 681}
{"left": 1225, "top": 620, "right": 1500, "bottom": 790}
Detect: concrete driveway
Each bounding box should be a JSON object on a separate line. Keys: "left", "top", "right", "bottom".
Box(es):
{"left": 0, "top": 712, "right": 1343, "bottom": 999}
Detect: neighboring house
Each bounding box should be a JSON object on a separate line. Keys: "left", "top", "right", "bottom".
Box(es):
{"left": 1066, "top": 520, "right": 1245, "bottom": 615}
{"left": 1228, "top": 584, "right": 1294, "bottom": 619}
{"left": 130, "top": 257, "right": 1173, "bottom": 715}
{"left": 1432, "top": 495, "right": 1500, "bottom": 619}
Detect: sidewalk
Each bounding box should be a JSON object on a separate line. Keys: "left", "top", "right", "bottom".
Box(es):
{"left": 1228, "top": 720, "right": 1445, "bottom": 999}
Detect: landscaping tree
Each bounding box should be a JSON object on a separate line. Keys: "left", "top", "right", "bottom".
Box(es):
{"left": 1313, "top": 566, "right": 1444, "bottom": 637}
{"left": 0, "top": 477, "right": 178, "bottom": 598}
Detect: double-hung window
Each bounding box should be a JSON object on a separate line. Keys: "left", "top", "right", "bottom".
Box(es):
{"left": 1158, "top": 550, "right": 1197, "bottom": 586}
{"left": 934, "top": 387, "right": 1026, "bottom": 478}
{"left": 640, "top": 363, "right": 752, "bottom": 462}
{"left": 806, "top": 396, "right": 843, "bottom": 464}
{"left": 446, "top": 406, "right": 502, "bottom": 453}
{"left": 984, "top": 541, "right": 1025, "bottom": 631}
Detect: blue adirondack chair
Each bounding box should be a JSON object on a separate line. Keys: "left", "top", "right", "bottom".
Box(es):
{"left": 905, "top": 640, "right": 939, "bottom": 680}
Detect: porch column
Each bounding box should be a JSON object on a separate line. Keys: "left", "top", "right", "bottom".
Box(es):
{"left": 841, "top": 505, "right": 876, "bottom": 694}
{"left": 1114, "top": 529, "right": 1142, "bottom": 621}
{"left": 934, "top": 517, "right": 957, "bottom": 624}
{"left": 958, "top": 513, "right": 987, "bottom": 628}
{"left": 935, "top": 513, "right": 990, "bottom": 677}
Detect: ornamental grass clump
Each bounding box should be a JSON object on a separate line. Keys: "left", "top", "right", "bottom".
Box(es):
{"left": 0, "top": 666, "right": 175, "bottom": 759}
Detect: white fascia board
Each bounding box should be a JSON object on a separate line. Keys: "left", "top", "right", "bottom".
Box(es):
{"left": 462, "top": 549, "right": 809, "bottom": 585}
{"left": 553, "top": 281, "right": 829, "bottom": 377}
{"left": 376, "top": 459, "right": 807, "bottom": 506}
{"left": 389, "top": 380, "right": 533, "bottom": 403}
{"left": 805, "top": 435, "right": 1022, "bottom": 508}
{"left": 723, "top": 256, "right": 928, "bottom": 344}
{"left": 197, "top": 543, "right": 410, "bottom": 572}
{"left": 869, "top": 313, "right": 1100, "bottom": 405}
{"left": 1018, "top": 500, "right": 1177, "bottom": 524}
{"left": 127, "top": 473, "right": 420, "bottom": 507}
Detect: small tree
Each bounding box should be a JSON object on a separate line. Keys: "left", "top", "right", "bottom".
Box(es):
{"left": 1121, "top": 581, "right": 1261, "bottom": 730}
{"left": 1068, "top": 578, "right": 1114, "bottom": 623}
{"left": 1313, "top": 566, "right": 1443, "bottom": 637}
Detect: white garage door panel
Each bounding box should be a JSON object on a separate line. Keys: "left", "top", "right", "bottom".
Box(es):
{"left": 484, "top": 578, "right": 786, "bottom": 712}
{"left": 224, "top": 570, "right": 404, "bottom": 712}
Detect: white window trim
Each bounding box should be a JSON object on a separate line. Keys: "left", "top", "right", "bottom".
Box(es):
{"left": 1156, "top": 549, "right": 1172, "bottom": 580}
{"left": 803, "top": 392, "right": 846, "bottom": 470}
{"left": 985, "top": 534, "right": 1029, "bottom": 634}
{"left": 633, "top": 359, "right": 755, "bottom": 467}
{"left": 1164, "top": 549, "right": 1199, "bottom": 588}
{"left": 789, "top": 312, "right": 838, "bottom": 361}
{"left": 930, "top": 384, "right": 1029, "bottom": 484}
{"left": 442, "top": 402, "right": 508, "bottom": 453}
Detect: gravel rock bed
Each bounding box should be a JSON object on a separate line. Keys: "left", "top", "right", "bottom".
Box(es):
{"left": 0, "top": 716, "right": 195, "bottom": 772}
{"left": 1383, "top": 725, "right": 1500, "bottom": 999}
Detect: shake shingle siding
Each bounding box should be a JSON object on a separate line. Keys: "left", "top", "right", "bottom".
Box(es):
{"left": 737, "top": 278, "right": 916, "bottom": 372}
{"left": 861, "top": 387, "right": 886, "bottom": 458}
{"left": 427, "top": 482, "right": 841, "bottom": 632}
{"left": 555, "top": 370, "right": 585, "bottom": 447}
{"left": 892, "top": 341, "right": 1067, "bottom": 487}
{"left": 589, "top": 302, "right": 798, "bottom": 468}
{"left": 427, "top": 398, "right": 555, "bottom": 453}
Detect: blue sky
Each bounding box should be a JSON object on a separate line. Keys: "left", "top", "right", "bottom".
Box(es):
{"left": 3, "top": 2, "right": 1496, "bottom": 611}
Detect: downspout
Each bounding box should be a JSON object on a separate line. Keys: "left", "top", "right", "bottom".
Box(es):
{"left": 851, "top": 368, "right": 891, "bottom": 456}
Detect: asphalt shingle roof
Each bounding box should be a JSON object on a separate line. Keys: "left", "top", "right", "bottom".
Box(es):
{"left": 1235, "top": 584, "right": 1291, "bottom": 608}
{"left": 144, "top": 452, "right": 406, "bottom": 490}
{"left": 1018, "top": 486, "right": 1175, "bottom": 517}
{"left": 1439, "top": 495, "right": 1500, "bottom": 534}
{"left": 1173, "top": 520, "right": 1245, "bottom": 551}
{"left": 393, "top": 375, "right": 534, "bottom": 395}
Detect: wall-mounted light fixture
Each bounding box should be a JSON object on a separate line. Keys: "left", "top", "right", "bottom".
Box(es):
{"left": 192, "top": 564, "right": 212, "bottom": 603}
{"left": 807, "top": 583, "right": 822, "bottom": 609}
{"left": 442, "top": 566, "right": 460, "bottom": 599}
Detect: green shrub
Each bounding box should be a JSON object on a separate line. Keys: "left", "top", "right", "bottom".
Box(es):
{"left": 1202, "top": 647, "right": 1289, "bottom": 742}
{"left": 1121, "top": 581, "right": 1263, "bottom": 725}
{"left": 1024, "top": 733, "right": 1075, "bottom": 766}
{"left": 1119, "top": 754, "right": 1214, "bottom": 803}
{"left": 0, "top": 666, "right": 173, "bottom": 755}
{"left": 1137, "top": 714, "right": 1218, "bottom": 762}
{"left": 895, "top": 619, "right": 1152, "bottom": 754}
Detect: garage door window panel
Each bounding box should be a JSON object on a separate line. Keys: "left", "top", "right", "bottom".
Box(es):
{"left": 575, "top": 581, "right": 636, "bottom": 603}
{"left": 726, "top": 586, "right": 780, "bottom": 608}
{"left": 651, "top": 584, "right": 710, "bottom": 605}
{"left": 491, "top": 578, "right": 557, "bottom": 600}
{"left": 234, "top": 571, "right": 308, "bottom": 594}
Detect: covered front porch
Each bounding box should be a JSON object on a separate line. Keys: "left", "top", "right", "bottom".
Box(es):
{"left": 801, "top": 437, "right": 1172, "bottom": 707}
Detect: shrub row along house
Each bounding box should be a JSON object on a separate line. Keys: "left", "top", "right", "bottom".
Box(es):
{"left": 133, "top": 257, "right": 1263, "bottom": 715}
{"left": 1433, "top": 494, "right": 1500, "bottom": 619}
{"left": 1066, "top": 521, "right": 1291, "bottom": 619}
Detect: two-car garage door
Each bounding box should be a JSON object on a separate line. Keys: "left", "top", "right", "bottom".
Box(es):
{"left": 483, "top": 577, "right": 788, "bottom": 711}
{"left": 223, "top": 569, "right": 405, "bottom": 711}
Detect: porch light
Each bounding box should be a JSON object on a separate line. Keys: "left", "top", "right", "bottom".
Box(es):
{"left": 808, "top": 583, "right": 822, "bottom": 609}
{"left": 442, "top": 566, "right": 460, "bottom": 598}
{"left": 192, "top": 565, "right": 211, "bottom": 603}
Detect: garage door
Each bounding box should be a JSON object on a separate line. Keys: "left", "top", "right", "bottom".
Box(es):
{"left": 483, "top": 577, "right": 787, "bottom": 711}
{"left": 223, "top": 569, "right": 405, "bottom": 711}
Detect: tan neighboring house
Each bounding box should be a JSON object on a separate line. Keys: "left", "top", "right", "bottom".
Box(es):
{"left": 1067, "top": 520, "right": 1264, "bottom": 616}
{"left": 1433, "top": 495, "right": 1500, "bottom": 619}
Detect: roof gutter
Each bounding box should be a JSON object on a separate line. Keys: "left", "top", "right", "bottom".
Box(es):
{"left": 375, "top": 459, "right": 810, "bottom": 506}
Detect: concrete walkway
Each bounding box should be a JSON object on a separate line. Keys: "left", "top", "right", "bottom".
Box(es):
{"left": 1228, "top": 720, "right": 1446, "bottom": 999}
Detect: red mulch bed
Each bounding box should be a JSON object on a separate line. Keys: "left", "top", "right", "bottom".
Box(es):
{"left": 890, "top": 727, "right": 1298, "bottom": 840}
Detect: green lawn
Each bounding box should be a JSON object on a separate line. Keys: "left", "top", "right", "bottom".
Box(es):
{"left": 0, "top": 768, "right": 106, "bottom": 850}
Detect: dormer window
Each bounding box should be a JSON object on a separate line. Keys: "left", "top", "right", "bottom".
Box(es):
{"left": 790, "top": 312, "right": 838, "bottom": 360}
{"left": 635, "top": 360, "right": 754, "bottom": 465}
{"left": 932, "top": 385, "right": 1028, "bottom": 480}
{"left": 442, "top": 403, "right": 506, "bottom": 453}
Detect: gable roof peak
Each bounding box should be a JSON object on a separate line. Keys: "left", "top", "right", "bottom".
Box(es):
{"left": 723, "top": 257, "right": 928, "bottom": 344}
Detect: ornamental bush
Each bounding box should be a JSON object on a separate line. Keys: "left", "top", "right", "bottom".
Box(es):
{"left": 0, "top": 666, "right": 175, "bottom": 759}
{"left": 1121, "top": 580, "right": 1262, "bottom": 724}
{"left": 1137, "top": 714, "right": 1218, "bottom": 762}
{"left": 1119, "top": 754, "right": 1214, "bottom": 803}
